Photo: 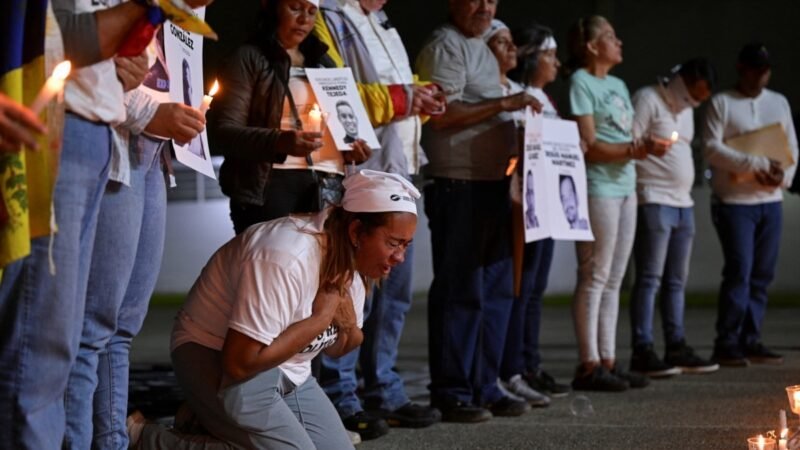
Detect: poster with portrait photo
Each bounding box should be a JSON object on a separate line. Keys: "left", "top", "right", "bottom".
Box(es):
{"left": 522, "top": 112, "right": 594, "bottom": 242}
{"left": 540, "top": 117, "right": 593, "bottom": 241}
{"left": 522, "top": 110, "right": 550, "bottom": 243}
{"left": 304, "top": 68, "right": 380, "bottom": 150}
{"left": 164, "top": 9, "right": 216, "bottom": 179}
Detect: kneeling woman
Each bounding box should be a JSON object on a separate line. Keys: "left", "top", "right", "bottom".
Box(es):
{"left": 132, "top": 170, "right": 420, "bottom": 449}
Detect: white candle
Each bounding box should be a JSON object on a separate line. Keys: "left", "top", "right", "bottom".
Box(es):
{"left": 780, "top": 410, "right": 787, "bottom": 434}
{"left": 778, "top": 429, "right": 787, "bottom": 450}
{"left": 670, "top": 131, "right": 679, "bottom": 143}
{"left": 308, "top": 103, "right": 323, "bottom": 133}
{"left": 199, "top": 79, "right": 219, "bottom": 115}
{"left": 30, "top": 61, "right": 71, "bottom": 115}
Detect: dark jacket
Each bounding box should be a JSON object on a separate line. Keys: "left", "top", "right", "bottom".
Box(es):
{"left": 208, "top": 33, "right": 332, "bottom": 206}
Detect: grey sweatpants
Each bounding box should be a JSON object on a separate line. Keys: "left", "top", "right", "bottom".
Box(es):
{"left": 572, "top": 194, "right": 637, "bottom": 364}
{"left": 138, "top": 343, "right": 354, "bottom": 450}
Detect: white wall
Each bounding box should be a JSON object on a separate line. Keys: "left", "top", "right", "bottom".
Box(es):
{"left": 156, "top": 186, "right": 800, "bottom": 295}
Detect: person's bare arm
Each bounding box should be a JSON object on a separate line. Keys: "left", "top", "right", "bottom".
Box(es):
{"left": 428, "top": 92, "right": 542, "bottom": 131}
{"left": 0, "top": 94, "right": 46, "bottom": 152}
{"left": 575, "top": 114, "right": 646, "bottom": 163}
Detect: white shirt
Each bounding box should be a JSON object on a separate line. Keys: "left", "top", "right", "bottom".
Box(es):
{"left": 171, "top": 212, "right": 366, "bottom": 386}
{"left": 703, "top": 88, "right": 798, "bottom": 204}
{"left": 340, "top": 0, "right": 424, "bottom": 174}
{"left": 632, "top": 85, "right": 695, "bottom": 207}
{"left": 62, "top": 0, "right": 125, "bottom": 124}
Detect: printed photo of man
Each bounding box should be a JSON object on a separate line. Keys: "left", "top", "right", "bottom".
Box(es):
{"left": 181, "top": 58, "right": 206, "bottom": 159}
{"left": 524, "top": 169, "right": 539, "bottom": 229}
{"left": 336, "top": 100, "right": 359, "bottom": 144}
{"left": 559, "top": 174, "right": 589, "bottom": 230}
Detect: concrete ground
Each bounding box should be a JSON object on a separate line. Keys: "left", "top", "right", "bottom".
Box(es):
{"left": 132, "top": 302, "right": 800, "bottom": 449}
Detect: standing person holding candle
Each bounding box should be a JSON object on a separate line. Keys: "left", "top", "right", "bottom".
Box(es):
{"left": 628, "top": 58, "right": 720, "bottom": 377}
{"left": 703, "top": 42, "right": 798, "bottom": 367}
{"left": 565, "top": 15, "right": 655, "bottom": 392}
{"left": 208, "top": 0, "right": 372, "bottom": 236}
{"left": 312, "top": 0, "right": 445, "bottom": 441}
{"left": 0, "top": 0, "right": 214, "bottom": 448}
{"left": 62, "top": 37, "right": 208, "bottom": 449}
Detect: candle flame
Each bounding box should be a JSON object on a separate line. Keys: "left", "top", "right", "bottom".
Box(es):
{"left": 781, "top": 428, "right": 788, "bottom": 439}
{"left": 758, "top": 434, "right": 765, "bottom": 450}
{"left": 311, "top": 103, "right": 321, "bottom": 113}
{"left": 52, "top": 61, "right": 71, "bottom": 80}
{"left": 209, "top": 79, "right": 220, "bottom": 96}
{"left": 670, "top": 131, "right": 679, "bottom": 142}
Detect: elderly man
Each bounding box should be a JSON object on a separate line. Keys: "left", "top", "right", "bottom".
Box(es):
{"left": 415, "top": 0, "right": 542, "bottom": 423}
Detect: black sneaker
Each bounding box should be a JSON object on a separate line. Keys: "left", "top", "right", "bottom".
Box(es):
{"left": 369, "top": 402, "right": 442, "bottom": 428}
{"left": 341, "top": 411, "right": 390, "bottom": 441}
{"left": 523, "top": 369, "right": 570, "bottom": 398}
{"left": 630, "top": 345, "right": 681, "bottom": 378}
{"left": 664, "top": 340, "right": 719, "bottom": 374}
{"left": 611, "top": 366, "right": 650, "bottom": 388}
{"left": 744, "top": 342, "right": 784, "bottom": 365}
{"left": 483, "top": 395, "right": 531, "bottom": 417}
{"left": 571, "top": 365, "right": 628, "bottom": 392}
{"left": 711, "top": 347, "right": 750, "bottom": 367}
{"left": 433, "top": 399, "right": 492, "bottom": 423}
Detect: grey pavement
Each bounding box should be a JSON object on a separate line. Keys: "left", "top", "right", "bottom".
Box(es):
{"left": 132, "top": 302, "right": 800, "bottom": 449}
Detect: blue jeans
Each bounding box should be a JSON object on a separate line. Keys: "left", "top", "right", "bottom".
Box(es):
{"left": 0, "top": 114, "right": 111, "bottom": 450}
{"left": 500, "top": 238, "right": 554, "bottom": 380}
{"left": 711, "top": 201, "right": 782, "bottom": 351}
{"left": 63, "top": 137, "right": 166, "bottom": 449}
{"left": 319, "top": 243, "right": 414, "bottom": 417}
{"left": 425, "top": 178, "right": 514, "bottom": 405}
{"left": 630, "top": 204, "right": 695, "bottom": 348}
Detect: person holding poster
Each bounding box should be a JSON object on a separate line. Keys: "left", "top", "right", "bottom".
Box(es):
{"left": 628, "top": 59, "right": 720, "bottom": 378}
{"left": 703, "top": 42, "right": 798, "bottom": 367}
{"left": 127, "top": 170, "right": 419, "bottom": 450}
{"left": 208, "top": 0, "right": 371, "bottom": 235}
{"left": 488, "top": 21, "right": 571, "bottom": 406}
{"left": 565, "top": 15, "right": 653, "bottom": 392}
{"left": 314, "top": 0, "right": 445, "bottom": 440}
{"left": 416, "top": 1, "right": 543, "bottom": 423}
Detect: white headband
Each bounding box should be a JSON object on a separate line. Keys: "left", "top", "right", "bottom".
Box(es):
{"left": 342, "top": 170, "right": 420, "bottom": 216}
{"left": 539, "top": 36, "right": 557, "bottom": 51}
{"left": 482, "top": 19, "right": 510, "bottom": 43}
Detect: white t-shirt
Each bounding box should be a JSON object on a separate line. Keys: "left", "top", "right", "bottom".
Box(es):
{"left": 62, "top": 0, "right": 125, "bottom": 124}
{"left": 632, "top": 85, "right": 695, "bottom": 207}
{"left": 703, "top": 88, "right": 798, "bottom": 204}
{"left": 273, "top": 67, "right": 344, "bottom": 175}
{"left": 171, "top": 211, "right": 366, "bottom": 386}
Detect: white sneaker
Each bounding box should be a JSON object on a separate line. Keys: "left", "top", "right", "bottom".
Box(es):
{"left": 126, "top": 410, "right": 146, "bottom": 449}
{"left": 347, "top": 430, "right": 362, "bottom": 446}
{"left": 503, "top": 375, "right": 551, "bottom": 407}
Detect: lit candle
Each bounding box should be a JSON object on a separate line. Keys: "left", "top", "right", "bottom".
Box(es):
{"left": 779, "top": 428, "right": 788, "bottom": 450}
{"left": 780, "top": 410, "right": 787, "bottom": 434}
{"left": 199, "top": 79, "right": 219, "bottom": 115}
{"left": 748, "top": 434, "right": 777, "bottom": 450}
{"left": 670, "top": 131, "right": 679, "bottom": 143}
{"left": 30, "top": 61, "right": 71, "bottom": 115}
{"left": 308, "top": 103, "right": 323, "bottom": 133}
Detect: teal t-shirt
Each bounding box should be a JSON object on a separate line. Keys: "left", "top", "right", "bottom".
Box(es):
{"left": 569, "top": 68, "right": 635, "bottom": 197}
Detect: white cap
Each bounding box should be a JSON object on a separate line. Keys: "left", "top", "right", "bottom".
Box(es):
{"left": 342, "top": 170, "right": 420, "bottom": 216}
{"left": 482, "top": 19, "right": 509, "bottom": 43}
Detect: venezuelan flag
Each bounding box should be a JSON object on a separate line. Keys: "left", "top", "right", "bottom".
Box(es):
{"left": 0, "top": 0, "right": 60, "bottom": 269}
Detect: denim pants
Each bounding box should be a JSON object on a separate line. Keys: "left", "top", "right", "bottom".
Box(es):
{"left": 0, "top": 114, "right": 111, "bottom": 450}
{"left": 138, "top": 343, "right": 353, "bottom": 450}
{"left": 425, "top": 178, "right": 514, "bottom": 405}
{"left": 711, "top": 201, "right": 782, "bottom": 351}
{"left": 500, "top": 238, "right": 554, "bottom": 380}
{"left": 320, "top": 242, "right": 414, "bottom": 417}
{"left": 630, "top": 204, "right": 695, "bottom": 348}
{"left": 572, "top": 194, "right": 636, "bottom": 364}
{"left": 63, "top": 137, "right": 166, "bottom": 449}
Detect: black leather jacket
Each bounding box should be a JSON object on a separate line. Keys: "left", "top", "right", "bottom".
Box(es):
{"left": 208, "top": 34, "right": 332, "bottom": 206}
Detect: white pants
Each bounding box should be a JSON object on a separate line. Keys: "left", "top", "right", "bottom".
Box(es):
{"left": 572, "top": 194, "right": 637, "bottom": 364}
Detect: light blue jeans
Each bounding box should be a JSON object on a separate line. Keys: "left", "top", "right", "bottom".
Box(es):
{"left": 138, "top": 343, "right": 354, "bottom": 450}
{"left": 0, "top": 114, "right": 111, "bottom": 450}
{"left": 64, "top": 136, "right": 167, "bottom": 449}
{"left": 320, "top": 243, "right": 414, "bottom": 417}
{"left": 630, "top": 204, "right": 695, "bottom": 348}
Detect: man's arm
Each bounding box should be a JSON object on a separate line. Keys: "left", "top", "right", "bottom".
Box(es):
{"left": 702, "top": 95, "right": 771, "bottom": 174}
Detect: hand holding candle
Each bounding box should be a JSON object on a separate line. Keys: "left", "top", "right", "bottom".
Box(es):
{"left": 307, "top": 103, "right": 328, "bottom": 134}
{"left": 30, "top": 61, "right": 71, "bottom": 115}
{"left": 199, "top": 79, "right": 219, "bottom": 115}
